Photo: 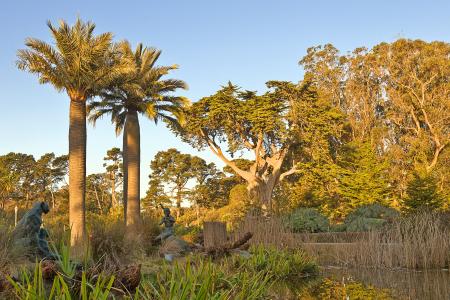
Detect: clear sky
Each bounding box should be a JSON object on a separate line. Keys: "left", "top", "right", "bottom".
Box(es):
{"left": 1, "top": 0, "right": 449, "bottom": 195}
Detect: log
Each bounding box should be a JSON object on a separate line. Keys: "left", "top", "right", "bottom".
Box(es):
{"left": 203, "top": 222, "right": 227, "bottom": 248}
{"left": 206, "top": 232, "right": 253, "bottom": 259}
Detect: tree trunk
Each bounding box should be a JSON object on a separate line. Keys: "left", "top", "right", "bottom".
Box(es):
{"left": 94, "top": 186, "right": 102, "bottom": 213}
{"left": 247, "top": 179, "right": 275, "bottom": 211}
{"left": 124, "top": 110, "right": 141, "bottom": 232}
{"left": 111, "top": 172, "right": 117, "bottom": 208}
{"left": 50, "top": 190, "right": 55, "bottom": 209}
{"left": 69, "top": 99, "right": 87, "bottom": 253}
{"left": 176, "top": 186, "right": 182, "bottom": 219}
{"left": 122, "top": 122, "right": 128, "bottom": 223}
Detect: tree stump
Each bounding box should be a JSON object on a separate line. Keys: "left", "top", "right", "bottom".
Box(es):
{"left": 203, "top": 222, "right": 227, "bottom": 248}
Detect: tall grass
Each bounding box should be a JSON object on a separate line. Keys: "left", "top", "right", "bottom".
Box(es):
{"left": 231, "top": 211, "right": 449, "bottom": 269}
{"left": 303, "top": 211, "right": 450, "bottom": 269}
{"left": 230, "top": 213, "right": 299, "bottom": 248}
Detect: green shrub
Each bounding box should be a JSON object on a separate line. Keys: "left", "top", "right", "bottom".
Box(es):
{"left": 330, "top": 223, "right": 347, "bottom": 232}
{"left": 344, "top": 203, "right": 399, "bottom": 232}
{"left": 285, "top": 208, "right": 330, "bottom": 233}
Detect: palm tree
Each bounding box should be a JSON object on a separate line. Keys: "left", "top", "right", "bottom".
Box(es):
{"left": 17, "top": 18, "right": 133, "bottom": 251}
{"left": 88, "top": 41, "right": 187, "bottom": 232}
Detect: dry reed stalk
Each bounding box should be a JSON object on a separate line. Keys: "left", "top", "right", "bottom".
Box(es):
{"left": 230, "top": 213, "right": 300, "bottom": 249}
{"left": 305, "top": 212, "right": 450, "bottom": 269}
{"left": 231, "top": 211, "right": 450, "bottom": 269}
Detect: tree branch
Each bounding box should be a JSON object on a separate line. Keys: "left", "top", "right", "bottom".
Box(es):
{"left": 200, "top": 129, "right": 253, "bottom": 181}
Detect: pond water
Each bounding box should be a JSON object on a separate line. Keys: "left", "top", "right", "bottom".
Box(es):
{"left": 321, "top": 267, "right": 450, "bottom": 299}
{"left": 273, "top": 267, "right": 450, "bottom": 299}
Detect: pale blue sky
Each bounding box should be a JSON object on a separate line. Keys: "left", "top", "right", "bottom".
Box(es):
{"left": 1, "top": 0, "right": 449, "bottom": 194}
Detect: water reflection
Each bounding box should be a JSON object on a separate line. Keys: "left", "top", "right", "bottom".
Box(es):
{"left": 271, "top": 267, "right": 450, "bottom": 299}
{"left": 320, "top": 267, "right": 450, "bottom": 300}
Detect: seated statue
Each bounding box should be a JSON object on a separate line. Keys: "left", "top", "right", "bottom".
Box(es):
{"left": 154, "top": 204, "right": 176, "bottom": 243}
{"left": 13, "top": 201, "right": 58, "bottom": 260}
{"left": 37, "top": 228, "right": 58, "bottom": 260}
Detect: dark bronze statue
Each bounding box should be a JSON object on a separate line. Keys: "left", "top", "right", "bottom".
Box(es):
{"left": 13, "top": 201, "right": 58, "bottom": 260}
{"left": 154, "top": 204, "right": 175, "bottom": 243}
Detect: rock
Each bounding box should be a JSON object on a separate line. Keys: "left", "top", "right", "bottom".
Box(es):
{"left": 164, "top": 254, "right": 174, "bottom": 262}
{"left": 159, "top": 236, "right": 192, "bottom": 257}
{"left": 230, "top": 249, "right": 252, "bottom": 259}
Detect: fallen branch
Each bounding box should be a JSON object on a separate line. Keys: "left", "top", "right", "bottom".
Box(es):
{"left": 205, "top": 232, "right": 253, "bottom": 259}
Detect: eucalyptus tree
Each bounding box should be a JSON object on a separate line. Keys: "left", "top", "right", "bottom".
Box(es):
{"left": 16, "top": 18, "right": 133, "bottom": 250}
{"left": 148, "top": 148, "right": 193, "bottom": 215}
{"left": 88, "top": 42, "right": 187, "bottom": 230}
{"left": 103, "top": 147, "right": 122, "bottom": 208}
{"left": 373, "top": 39, "right": 450, "bottom": 173}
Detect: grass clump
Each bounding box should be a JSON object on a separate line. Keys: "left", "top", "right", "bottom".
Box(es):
{"left": 7, "top": 262, "right": 116, "bottom": 300}
{"left": 231, "top": 245, "right": 317, "bottom": 279}
{"left": 138, "top": 258, "right": 272, "bottom": 300}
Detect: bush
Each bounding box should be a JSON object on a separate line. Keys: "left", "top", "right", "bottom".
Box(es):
{"left": 344, "top": 203, "right": 399, "bottom": 232}
{"left": 285, "top": 208, "right": 329, "bottom": 233}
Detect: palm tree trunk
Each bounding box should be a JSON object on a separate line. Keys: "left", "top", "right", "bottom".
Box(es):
{"left": 122, "top": 122, "right": 128, "bottom": 223}
{"left": 124, "top": 110, "right": 141, "bottom": 232}
{"left": 69, "top": 99, "right": 87, "bottom": 252}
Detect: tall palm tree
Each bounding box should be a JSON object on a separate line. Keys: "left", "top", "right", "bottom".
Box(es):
{"left": 88, "top": 41, "right": 188, "bottom": 232}
{"left": 17, "top": 18, "right": 133, "bottom": 251}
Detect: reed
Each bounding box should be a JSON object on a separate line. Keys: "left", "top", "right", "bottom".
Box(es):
{"left": 231, "top": 211, "right": 450, "bottom": 269}
{"left": 304, "top": 211, "right": 450, "bottom": 269}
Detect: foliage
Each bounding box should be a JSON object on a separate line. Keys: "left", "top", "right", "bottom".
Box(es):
{"left": 403, "top": 172, "right": 444, "bottom": 212}
{"left": 344, "top": 203, "right": 399, "bottom": 232}
{"left": 0, "top": 152, "right": 67, "bottom": 209}
{"left": 88, "top": 41, "right": 188, "bottom": 135}
{"left": 172, "top": 81, "right": 302, "bottom": 207}
{"left": 146, "top": 149, "right": 199, "bottom": 209}
{"left": 135, "top": 258, "right": 272, "bottom": 300}
{"left": 86, "top": 173, "right": 111, "bottom": 214}
{"left": 103, "top": 147, "right": 123, "bottom": 208}
{"left": 17, "top": 18, "right": 133, "bottom": 101}
{"left": 285, "top": 208, "right": 330, "bottom": 233}
{"left": 337, "top": 142, "right": 391, "bottom": 213}
{"left": 214, "top": 184, "right": 251, "bottom": 226}
{"left": 295, "top": 39, "right": 450, "bottom": 214}
{"left": 145, "top": 149, "right": 232, "bottom": 211}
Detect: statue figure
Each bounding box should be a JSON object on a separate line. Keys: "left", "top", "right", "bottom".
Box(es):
{"left": 13, "top": 201, "right": 58, "bottom": 260}
{"left": 154, "top": 204, "right": 175, "bottom": 243}
{"left": 37, "top": 228, "right": 58, "bottom": 260}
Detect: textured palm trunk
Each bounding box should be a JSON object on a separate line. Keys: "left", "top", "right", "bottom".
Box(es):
{"left": 69, "top": 99, "right": 87, "bottom": 252}
{"left": 124, "top": 110, "right": 141, "bottom": 232}
{"left": 122, "top": 124, "right": 128, "bottom": 223}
